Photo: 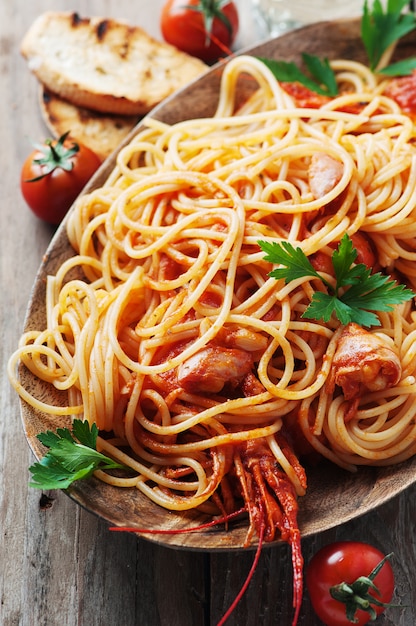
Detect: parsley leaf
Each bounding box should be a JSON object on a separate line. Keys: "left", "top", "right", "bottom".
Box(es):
{"left": 303, "top": 53, "right": 338, "bottom": 96}
{"left": 29, "top": 419, "right": 127, "bottom": 490}
{"left": 305, "top": 291, "right": 372, "bottom": 326}
{"left": 258, "top": 234, "right": 414, "bottom": 327}
{"left": 361, "top": 0, "right": 416, "bottom": 72}
{"left": 258, "top": 53, "right": 339, "bottom": 97}
{"left": 260, "top": 239, "right": 323, "bottom": 282}
{"left": 378, "top": 57, "right": 416, "bottom": 76}
{"left": 330, "top": 234, "right": 363, "bottom": 288}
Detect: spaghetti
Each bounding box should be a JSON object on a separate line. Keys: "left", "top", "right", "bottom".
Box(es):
{"left": 8, "top": 55, "right": 416, "bottom": 609}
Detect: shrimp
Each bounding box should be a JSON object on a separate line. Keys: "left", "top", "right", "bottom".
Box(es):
{"left": 308, "top": 152, "right": 344, "bottom": 200}
{"left": 234, "top": 436, "right": 305, "bottom": 626}
{"left": 327, "top": 322, "right": 402, "bottom": 419}
{"left": 177, "top": 345, "right": 253, "bottom": 393}
{"left": 157, "top": 343, "right": 306, "bottom": 624}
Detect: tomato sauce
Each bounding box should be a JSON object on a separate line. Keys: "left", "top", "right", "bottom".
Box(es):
{"left": 383, "top": 70, "right": 416, "bottom": 116}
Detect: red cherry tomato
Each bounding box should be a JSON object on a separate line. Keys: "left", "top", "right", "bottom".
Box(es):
{"left": 306, "top": 542, "right": 395, "bottom": 626}
{"left": 21, "top": 132, "right": 101, "bottom": 225}
{"left": 160, "top": 0, "right": 239, "bottom": 63}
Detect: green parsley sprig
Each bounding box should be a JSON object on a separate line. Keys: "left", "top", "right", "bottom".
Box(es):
{"left": 29, "top": 419, "right": 127, "bottom": 490}
{"left": 362, "top": 0, "right": 416, "bottom": 73}
{"left": 258, "top": 233, "right": 414, "bottom": 327}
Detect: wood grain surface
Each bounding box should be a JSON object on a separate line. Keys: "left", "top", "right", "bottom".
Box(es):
{"left": 1, "top": 1, "right": 415, "bottom": 625}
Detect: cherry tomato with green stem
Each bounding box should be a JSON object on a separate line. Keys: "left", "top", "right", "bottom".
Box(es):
{"left": 160, "top": 0, "right": 239, "bottom": 63}
{"left": 21, "top": 131, "right": 101, "bottom": 225}
{"left": 306, "top": 541, "right": 396, "bottom": 626}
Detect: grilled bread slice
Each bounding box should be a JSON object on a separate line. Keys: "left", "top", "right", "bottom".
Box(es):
{"left": 40, "top": 87, "right": 138, "bottom": 160}
{"left": 21, "top": 11, "right": 208, "bottom": 115}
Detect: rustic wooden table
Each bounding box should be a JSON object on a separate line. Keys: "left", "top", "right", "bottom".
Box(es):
{"left": 1, "top": 1, "right": 416, "bottom": 625}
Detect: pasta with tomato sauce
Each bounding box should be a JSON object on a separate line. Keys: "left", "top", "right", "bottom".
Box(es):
{"left": 9, "top": 54, "right": 416, "bottom": 625}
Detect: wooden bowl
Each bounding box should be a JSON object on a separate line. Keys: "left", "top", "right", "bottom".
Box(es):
{"left": 19, "top": 18, "right": 416, "bottom": 550}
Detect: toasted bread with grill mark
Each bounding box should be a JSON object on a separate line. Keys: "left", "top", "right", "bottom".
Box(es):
{"left": 21, "top": 11, "right": 208, "bottom": 115}
{"left": 40, "top": 87, "right": 138, "bottom": 160}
